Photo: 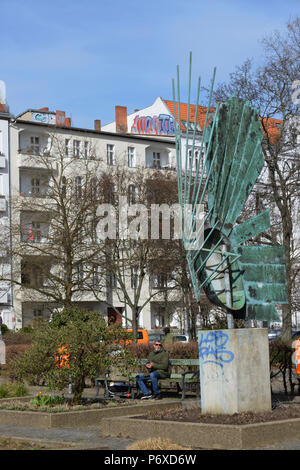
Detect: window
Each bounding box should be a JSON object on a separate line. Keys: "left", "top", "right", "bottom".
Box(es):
{"left": 128, "top": 184, "right": 137, "bottom": 206}
{"left": 75, "top": 264, "right": 84, "bottom": 286}
{"left": 152, "top": 152, "right": 161, "bottom": 168}
{"left": 30, "top": 222, "right": 41, "bottom": 242}
{"left": 188, "top": 148, "right": 201, "bottom": 171}
{"left": 30, "top": 136, "right": 40, "bottom": 155}
{"left": 151, "top": 273, "right": 171, "bottom": 289}
{"left": 188, "top": 149, "right": 192, "bottom": 169}
{"left": 107, "top": 144, "right": 115, "bottom": 165}
{"left": 84, "top": 141, "right": 89, "bottom": 159}
{"left": 194, "top": 150, "right": 199, "bottom": 170}
{"left": 131, "top": 268, "right": 139, "bottom": 289}
{"left": 73, "top": 140, "right": 80, "bottom": 158}
{"left": 31, "top": 178, "right": 40, "bottom": 195}
{"left": 128, "top": 147, "right": 136, "bottom": 168}
{"left": 92, "top": 265, "right": 101, "bottom": 288}
{"left": 108, "top": 273, "right": 117, "bottom": 289}
{"left": 32, "top": 266, "right": 45, "bottom": 288}
{"left": 33, "top": 309, "right": 43, "bottom": 319}
{"left": 61, "top": 176, "right": 67, "bottom": 199}
{"left": 74, "top": 176, "right": 82, "bottom": 198}
{"left": 65, "top": 139, "right": 70, "bottom": 157}
{"left": 90, "top": 177, "right": 98, "bottom": 200}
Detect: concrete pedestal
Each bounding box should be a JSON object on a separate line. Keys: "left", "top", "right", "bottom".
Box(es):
{"left": 198, "top": 328, "right": 271, "bottom": 414}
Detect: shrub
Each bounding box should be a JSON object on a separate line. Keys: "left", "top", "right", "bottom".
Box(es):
{"left": 0, "top": 324, "right": 9, "bottom": 335}
{"left": 3, "top": 331, "right": 32, "bottom": 345}
{"left": 9, "top": 307, "right": 136, "bottom": 404}
{"left": 126, "top": 342, "right": 154, "bottom": 358}
{"left": 269, "top": 339, "right": 300, "bottom": 395}
{"left": 0, "top": 382, "right": 28, "bottom": 398}
{"left": 164, "top": 342, "right": 198, "bottom": 359}
{"left": 126, "top": 341, "right": 199, "bottom": 359}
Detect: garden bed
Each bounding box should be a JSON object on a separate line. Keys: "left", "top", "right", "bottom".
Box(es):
{"left": 101, "top": 404, "right": 300, "bottom": 450}
{"left": 141, "top": 403, "right": 300, "bottom": 424}
{"left": 0, "top": 396, "right": 181, "bottom": 429}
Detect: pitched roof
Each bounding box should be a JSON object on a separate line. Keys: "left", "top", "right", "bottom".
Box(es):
{"left": 163, "top": 99, "right": 215, "bottom": 131}
{"left": 164, "top": 99, "right": 282, "bottom": 142}
{"left": 260, "top": 117, "right": 282, "bottom": 143}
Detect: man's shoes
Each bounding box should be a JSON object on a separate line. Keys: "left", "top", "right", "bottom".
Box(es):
{"left": 153, "top": 394, "right": 162, "bottom": 400}
{"left": 141, "top": 394, "right": 153, "bottom": 400}
{"left": 134, "top": 392, "right": 144, "bottom": 399}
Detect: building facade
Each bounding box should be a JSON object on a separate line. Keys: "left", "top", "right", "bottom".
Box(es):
{"left": 8, "top": 105, "right": 183, "bottom": 330}
{"left": 0, "top": 82, "right": 13, "bottom": 329}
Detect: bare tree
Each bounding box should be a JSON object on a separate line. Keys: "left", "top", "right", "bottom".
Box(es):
{"left": 213, "top": 17, "right": 300, "bottom": 340}
{"left": 96, "top": 166, "right": 184, "bottom": 340}
{"left": 4, "top": 134, "right": 107, "bottom": 319}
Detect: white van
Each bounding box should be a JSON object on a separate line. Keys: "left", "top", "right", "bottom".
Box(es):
{"left": 172, "top": 334, "right": 190, "bottom": 343}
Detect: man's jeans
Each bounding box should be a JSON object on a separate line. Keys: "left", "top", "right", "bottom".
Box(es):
{"left": 136, "top": 371, "right": 161, "bottom": 396}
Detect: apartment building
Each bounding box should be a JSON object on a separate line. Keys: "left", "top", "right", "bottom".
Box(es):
{"left": 0, "top": 82, "right": 13, "bottom": 329}
{"left": 8, "top": 105, "right": 181, "bottom": 330}
{"left": 102, "top": 97, "right": 210, "bottom": 172}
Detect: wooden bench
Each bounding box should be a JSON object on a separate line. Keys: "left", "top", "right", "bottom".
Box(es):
{"left": 95, "top": 358, "right": 200, "bottom": 400}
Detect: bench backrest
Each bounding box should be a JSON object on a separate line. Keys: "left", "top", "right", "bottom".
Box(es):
{"left": 138, "top": 358, "right": 199, "bottom": 367}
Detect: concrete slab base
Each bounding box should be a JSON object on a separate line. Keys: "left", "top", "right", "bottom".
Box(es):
{"left": 101, "top": 414, "right": 300, "bottom": 450}
{"left": 198, "top": 328, "right": 272, "bottom": 414}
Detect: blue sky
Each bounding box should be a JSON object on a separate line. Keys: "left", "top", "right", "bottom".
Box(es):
{"left": 1, "top": 0, "right": 299, "bottom": 128}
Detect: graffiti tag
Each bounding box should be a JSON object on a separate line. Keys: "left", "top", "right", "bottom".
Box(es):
{"left": 198, "top": 331, "right": 234, "bottom": 369}
{"left": 131, "top": 114, "right": 175, "bottom": 135}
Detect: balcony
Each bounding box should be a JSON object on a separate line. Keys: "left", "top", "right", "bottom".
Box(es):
{"left": 17, "top": 149, "right": 57, "bottom": 171}
{"left": 19, "top": 190, "right": 54, "bottom": 198}
{"left": 0, "top": 156, "right": 6, "bottom": 168}
{"left": 147, "top": 164, "right": 176, "bottom": 171}
{"left": 0, "top": 291, "right": 8, "bottom": 304}
{"left": 0, "top": 196, "right": 6, "bottom": 211}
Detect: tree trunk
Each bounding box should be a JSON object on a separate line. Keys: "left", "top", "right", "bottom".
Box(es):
{"left": 72, "top": 376, "right": 85, "bottom": 405}
{"left": 131, "top": 308, "right": 138, "bottom": 343}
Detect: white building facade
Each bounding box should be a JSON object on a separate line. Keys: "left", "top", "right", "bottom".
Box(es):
{"left": 8, "top": 105, "right": 183, "bottom": 330}
{"left": 0, "top": 82, "right": 13, "bottom": 329}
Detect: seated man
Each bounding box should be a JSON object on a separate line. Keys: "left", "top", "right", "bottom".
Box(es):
{"left": 136, "top": 341, "right": 170, "bottom": 400}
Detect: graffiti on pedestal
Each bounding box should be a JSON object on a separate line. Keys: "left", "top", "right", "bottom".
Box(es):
{"left": 198, "top": 330, "right": 234, "bottom": 369}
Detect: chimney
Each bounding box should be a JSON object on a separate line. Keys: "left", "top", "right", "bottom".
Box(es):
{"left": 39, "top": 107, "right": 49, "bottom": 111}
{"left": 115, "top": 106, "right": 127, "bottom": 133}
{"left": 65, "top": 117, "right": 71, "bottom": 127}
{"left": 94, "top": 119, "right": 101, "bottom": 131}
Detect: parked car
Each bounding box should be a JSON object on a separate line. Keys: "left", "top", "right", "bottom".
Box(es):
{"left": 268, "top": 329, "right": 282, "bottom": 341}
{"left": 172, "top": 334, "right": 190, "bottom": 343}
{"left": 148, "top": 333, "right": 165, "bottom": 343}
{"left": 292, "top": 330, "right": 300, "bottom": 340}
{"left": 124, "top": 329, "right": 149, "bottom": 344}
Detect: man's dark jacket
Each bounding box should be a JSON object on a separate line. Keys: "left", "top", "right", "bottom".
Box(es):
{"left": 146, "top": 348, "right": 170, "bottom": 378}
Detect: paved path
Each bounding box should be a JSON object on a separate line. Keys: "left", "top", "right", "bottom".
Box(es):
{"left": 0, "top": 423, "right": 134, "bottom": 450}
{"left": 0, "top": 420, "right": 299, "bottom": 450}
